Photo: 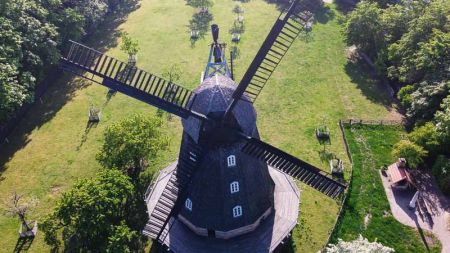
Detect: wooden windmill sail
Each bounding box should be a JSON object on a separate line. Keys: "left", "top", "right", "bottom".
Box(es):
{"left": 59, "top": 1, "right": 345, "bottom": 252}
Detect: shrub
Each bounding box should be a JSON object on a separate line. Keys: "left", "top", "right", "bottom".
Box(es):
{"left": 325, "top": 235, "right": 394, "bottom": 253}
{"left": 392, "top": 140, "right": 427, "bottom": 169}
{"left": 408, "top": 122, "right": 440, "bottom": 155}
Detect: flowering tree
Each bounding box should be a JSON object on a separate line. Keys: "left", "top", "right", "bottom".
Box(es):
{"left": 2, "top": 192, "right": 38, "bottom": 232}
{"left": 325, "top": 235, "right": 394, "bottom": 253}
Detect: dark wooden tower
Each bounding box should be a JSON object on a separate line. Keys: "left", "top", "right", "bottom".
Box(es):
{"left": 179, "top": 75, "right": 275, "bottom": 239}
{"left": 59, "top": 1, "right": 345, "bottom": 252}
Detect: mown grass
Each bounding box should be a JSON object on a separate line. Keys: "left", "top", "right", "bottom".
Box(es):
{"left": 0, "top": 0, "right": 396, "bottom": 252}
{"left": 331, "top": 124, "right": 441, "bottom": 253}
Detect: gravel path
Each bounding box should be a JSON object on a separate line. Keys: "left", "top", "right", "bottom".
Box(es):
{"left": 380, "top": 171, "right": 450, "bottom": 253}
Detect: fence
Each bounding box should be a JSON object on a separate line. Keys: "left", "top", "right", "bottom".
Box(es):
{"left": 338, "top": 120, "right": 353, "bottom": 164}
{"left": 0, "top": 68, "right": 62, "bottom": 145}
{"left": 322, "top": 118, "right": 404, "bottom": 249}
{"left": 340, "top": 118, "right": 403, "bottom": 126}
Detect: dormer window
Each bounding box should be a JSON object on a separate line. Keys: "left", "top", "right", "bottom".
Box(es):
{"left": 185, "top": 198, "right": 192, "bottom": 211}
{"left": 230, "top": 181, "right": 239, "bottom": 194}
{"left": 227, "top": 155, "right": 236, "bottom": 167}
{"left": 233, "top": 205, "right": 242, "bottom": 218}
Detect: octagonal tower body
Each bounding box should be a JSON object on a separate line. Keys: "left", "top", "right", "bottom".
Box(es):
{"left": 179, "top": 74, "right": 275, "bottom": 239}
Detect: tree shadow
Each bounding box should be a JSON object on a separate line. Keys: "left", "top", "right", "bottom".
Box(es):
{"left": 274, "top": 235, "right": 296, "bottom": 253}
{"left": 0, "top": 77, "right": 90, "bottom": 174}
{"left": 334, "top": 0, "right": 357, "bottom": 14}
{"left": 83, "top": 0, "right": 141, "bottom": 51}
{"left": 314, "top": 5, "right": 335, "bottom": 24}
{"left": 319, "top": 149, "right": 334, "bottom": 163}
{"left": 297, "top": 30, "right": 314, "bottom": 43}
{"left": 0, "top": 1, "right": 140, "bottom": 175}
{"left": 103, "top": 89, "right": 117, "bottom": 109}
{"left": 76, "top": 121, "right": 99, "bottom": 151}
{"left": 188, "top": 11, "right": 214, "bottom": 47}
{"left": 13, "top": 237, "right": 34, "bottom": 253}
{"left": 149, "top": 241, "right": 170, "bottom": 253}
{"left": 263, "top": 0, "right": 327, "bottom": 16}
{"left": 344, "top": 61, "right": 393, "bottom": 107}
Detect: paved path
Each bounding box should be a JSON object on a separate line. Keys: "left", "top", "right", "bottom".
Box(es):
{"left": 380, "top": 171, "right": 450, "bottom": 253}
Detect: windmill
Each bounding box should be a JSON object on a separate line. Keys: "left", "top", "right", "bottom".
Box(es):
{"left": 59, "top": 1, "right": 345, "bottom": 252}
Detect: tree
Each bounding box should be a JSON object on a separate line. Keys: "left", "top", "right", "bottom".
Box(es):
{"left": 41, "top": 170, "right": 137, "bottom": 251}
{"left": 0, "top": 63, "right": 33, "bottom": 122}
{"left": 162, "top": 64, "right": 182, "bottom": 83}
{"left": 106, "top": 222, "right": 139, "bottom": 253}
{"left": 406, "top": 80, "right": 449, "bottom": 122}
{"left": 54, "top": 8, "right": 86, "bottom": 44}
{"left": 392, "top": 140, "right": 428, "bottom": 169}
{"left": 387, "top": 0, "right": 448, "bottom": 83}
{"left": 63, "top": 0, "right": 109, "bottom": 30}
{"left": 344, "top": 2, "right": 384, "bottom": 59}
{"left": 0, "top": 0, "right": 133, "bottom": 123}
{"left": 96, "top": 114, "right": 169, "bottom": 175}
{"left": 187, "top": 0, "right": 214, "bottom": 8}
{"left": 408, "top": 122, "right": 440, "bottom": 155}
{"left": 435, "top": 95, "right": 450, "bottom": 140}
{"left": 413, "top": 29, "right": 450, "bottom": 82}
{"left": 397, "top": 84, "right": 416, "bottom": 109}
{"left": 2, "top": 192, "right": 38, "bottom": 233}
{"left": 120, "top": 32, "right": 140, "bottom": 57}
{"left": 233, "top": 4, "right": 244, "bottom": 17}
{"left": 325, "top": 235, "right": 394, "bottom": 253}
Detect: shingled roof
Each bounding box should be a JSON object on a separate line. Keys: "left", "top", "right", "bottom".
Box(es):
{"left": 182, "top": 74, "right": 257, "bottom": 143}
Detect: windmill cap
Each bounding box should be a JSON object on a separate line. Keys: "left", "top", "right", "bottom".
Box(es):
{"left": 182, "top": 75, "right": 257, "bottom": 143}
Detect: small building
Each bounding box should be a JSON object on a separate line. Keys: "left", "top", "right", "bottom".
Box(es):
{"left": 387, "top": 158, "right": 415, "bottom": 190}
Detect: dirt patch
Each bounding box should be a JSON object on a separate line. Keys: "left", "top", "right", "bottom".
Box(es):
{"left": 384, "top": 106, "right": 404, "bottom": 122}
{"left": 424, "top": 232, "right": 436, "bottom": 247}
{"left": 50, "top": 185, "right": 63, "bottom": 196}
{"left": 364, "top": 213, "right": 372, "bottom": 229}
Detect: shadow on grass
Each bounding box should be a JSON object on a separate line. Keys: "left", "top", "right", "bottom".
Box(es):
{"left": 188, "top": 11, "right": 214, "bottom": 47}
{"left": 83, "top": 0, "right": 141, "bottom": 51}
{"left": 263, "top": 0, "right": 333, "bottom": 23}
{"left": 13, "top": 237, "right": 34, "bottom": 253}
{"left": 0, "top": 1, "right": 139, "bottom": 175}
{"left": 334, "top": 0, "right": 357, "bottom": 14}
{"left": 344, "top": 61, "right": 392, "bottom": 107}
{"left": 274, "top": 235, "right": 296, "bottom": 253}
{"left": 77, "top": 121, "right": 99, "bottom": 151}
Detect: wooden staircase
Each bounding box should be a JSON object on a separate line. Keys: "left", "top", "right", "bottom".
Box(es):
{"left": 143, "top": 139, "right": 203, "bottom": 242}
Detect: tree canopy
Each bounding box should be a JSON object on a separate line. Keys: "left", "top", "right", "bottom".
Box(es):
{"left": 120, "top": 32, "right": 140, "bottom": 56}
{"left": 96, "top": 113, "right": 169, "bottom": 173}
{"left": 392, "top": 140, "right": 428, "bottom": 169}
{"left": 41, "top": 170, "right": 139, "bottom": 251}
{"left": 0, "top": 0, "right": 132, "bottom": 123}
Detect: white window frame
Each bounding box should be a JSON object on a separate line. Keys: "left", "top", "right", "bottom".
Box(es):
{"left": 185, "top": 198, "right": 192, "bottom": 211}
{"left": 230, "top": 181, "right": 240, "bottom": 194}
{"left": 233, "top": 205, "right": 242, "bottom": 218}
{"left": 227, "top": 155, "right": 236, "bottom": 167}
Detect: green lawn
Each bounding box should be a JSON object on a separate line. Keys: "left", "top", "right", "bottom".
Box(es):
{"left": 0, "top": 0, "right": 396, "bottom": 252}
{"left": 331, "top": 124, "right": 441, "bottom": 253}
